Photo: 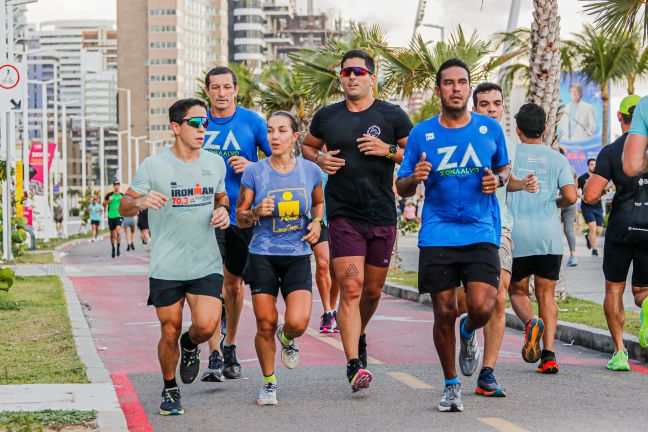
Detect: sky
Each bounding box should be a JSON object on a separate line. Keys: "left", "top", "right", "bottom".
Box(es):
{"left": 26, "top": 0, "right": 595, "bottom": 46}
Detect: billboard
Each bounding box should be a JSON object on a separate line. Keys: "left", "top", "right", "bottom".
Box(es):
{"left": 558, "top": 72, "right": 609, "bottom": 176}
{"left": 28, "top": 142, "right": 57, "bottom": 196}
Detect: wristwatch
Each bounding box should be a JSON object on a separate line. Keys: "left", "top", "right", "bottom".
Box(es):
{"left": 386, "top": 144, "right": 398, "bottom": 159}
{"left": 497, "top": 173, "right": 506, "bottom": 188}
{"left": 217, "top": 204, "right": 231, "bottom": 214}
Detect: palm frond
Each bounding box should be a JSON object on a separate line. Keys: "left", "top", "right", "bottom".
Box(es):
{"left": 581, "top": 0, "right": 648, "bottom": 40}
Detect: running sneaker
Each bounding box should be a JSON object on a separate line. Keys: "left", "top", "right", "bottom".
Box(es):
{"left": 130, "top": 243, "right": 135, "bottom": 251}
{"left": 179, "top": 344, "right": 201, "bottom": 384}
{"left": 126, "top": 244, "right": 131, "bottom": 251}
{"left": 116, "top": 244, "right": 121, "bottom": 256}
{"left": 566, "top": 256, "right": 578, "bottom": 267}
{"left": 320, "top": 312, "right": 334, "bottom": 334}
{"left": 585, "top": 233, "right": 591, "bottom": 249}
{"left": 201, "top": 350, "right": 225, "bottom": 382}
{"left": 640, "top": 297, "right": 648, "bottom": 348}
{"left": 475, "top": 368, "right": 506, "bottom": 397}
{"left": 349, "top": 368, "right": 373, "bottom": 392}
{"left": 276, "top": 323, "right": 300, "bottom": 369}
{"left": 537, "top": 356, "right": 560, "bottom": 374}
{"left": 111, "top": 245, "right": 115, "bottom": 258}
{"left": 257, "top": 381, "right": 278, "bottom": 406}
{"left": 458, "top": 315, "right": 481, "bottom": 376}
{"left": 331, "top": 311, "right": 339, "bottom": 333}
{"left": 359, "top": 333, "right": 368, "bottom": 369}
{"left": 606, "top": 350, "right": 630, "bottom": 372}
{"left": 222, "top": 345, "right": 241, "bottom": 379}
{"left": 438, "top": 383, "right": 464, "bottom": 412}
{"left": 159, "top": 387, "right": 184, "bottom": 416}
{"left": 522, "top": 318, "right": 545, "bottom": 363}
{"left": 592, "top": 249, "right": 599, "bottom": 257}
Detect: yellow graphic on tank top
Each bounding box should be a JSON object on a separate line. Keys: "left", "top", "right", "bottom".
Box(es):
{"left": 269, "top": 188, "right": 308, "bottom": 233}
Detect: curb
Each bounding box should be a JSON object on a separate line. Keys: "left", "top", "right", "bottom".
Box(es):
{"left": 383, "top": 282, "right": 648, "bottom": 363}
{"left": 54, "top": 249, "right": 128, "bottom": 431}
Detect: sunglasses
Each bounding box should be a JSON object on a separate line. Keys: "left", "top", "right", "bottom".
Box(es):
{"left": 180, "top": 117, "right": 209, "bottom": 129}
{"left": 340, "top": 66, "right": 373, "bottom": 78}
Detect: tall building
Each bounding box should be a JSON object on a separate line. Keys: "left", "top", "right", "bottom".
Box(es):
{"left": 229, "top": 0, "right": 266, "bottom": 67}
{"left": 117, "top": 0, "right": 229, "bottom": 182}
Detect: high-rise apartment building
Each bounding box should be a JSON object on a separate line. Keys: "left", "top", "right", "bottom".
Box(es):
{"left": 229, "top": 0, "right": 265, "bottom": 67}
{"left": 117, "top": 0, "right": 229, "bottom": 181}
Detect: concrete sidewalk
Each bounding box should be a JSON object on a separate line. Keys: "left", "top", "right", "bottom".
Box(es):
{"left": 0, "top": 238, "right": 127, "bottom": 431}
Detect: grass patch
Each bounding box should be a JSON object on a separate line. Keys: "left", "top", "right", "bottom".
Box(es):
{"left": 12, "top": 252, "right": 55, "bottom": 265}
{"left": 386, "top": 271, "right": 642, "bottom": 337}
{"left": 35, "top": 229, "right": 108, "bottom": 251}
{"left": 387, "top": 270, "right": 418, "bottom": 289}
{"left": 0, "top": 410, "right": 96, "bottom": 430}
{"left": 0, "top": 276, "right": 87, "bottom": 384}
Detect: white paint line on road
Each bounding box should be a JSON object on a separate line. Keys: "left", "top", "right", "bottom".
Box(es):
{"left": 387, "top": 372, "right": 433, "bottom": 389}
{"left": 478, "top": 418, "right": 530, "bottom": 432}
{"left": 243, "top": 299, "right": 384, "bottom": 365}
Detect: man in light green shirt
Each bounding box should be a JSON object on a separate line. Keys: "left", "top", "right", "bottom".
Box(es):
{"left": 119, "top": 98, "right": 230, "bottom": 416}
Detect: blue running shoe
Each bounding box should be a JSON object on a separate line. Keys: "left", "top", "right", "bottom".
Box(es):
{"left": 476, "top": 368, "right": 506, "bottom": 397}
{"left": 160, "top": 387, "right": 184, "bottom": 416}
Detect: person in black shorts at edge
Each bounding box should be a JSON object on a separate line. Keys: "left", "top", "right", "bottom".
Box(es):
{"left": 137, "top": 208, "right": 150, "bottom": 246}
{"left": 578, "top": 158, "right": 604, "bottom": 256}
{"left": 584, "top": 95, "right": 648, "bottom": 370}
{"left": 302, "top": 49, "right": 413, "bottom": 392}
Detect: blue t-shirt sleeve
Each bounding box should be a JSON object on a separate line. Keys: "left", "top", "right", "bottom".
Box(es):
{"left": 557, "top": 154, "right": 575, "bottom": 188}
{"left": 629, "top": 96, "right": 648, "bottom": 137}
{"left": 492, "top": 125, "right": 509, "bottom": 168}
{"left": 241, "top": 163, "right": 256, "bottom": 191}
{"left": 131, "top": 158, "right": 151, "bottom": 196}
{"left": 255, "top": 115, "right": 272, "bottom": 157}
{"left": 397, "top": 128, "right": 420, "bottom": 178}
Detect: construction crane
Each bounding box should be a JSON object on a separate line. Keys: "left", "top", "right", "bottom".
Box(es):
{"left": 412, "top": 0, "right": 428, "bottom": 38}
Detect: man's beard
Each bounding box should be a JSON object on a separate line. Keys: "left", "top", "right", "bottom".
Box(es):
{"left": 440, "top": 95, "right": 468, "bottom": 116}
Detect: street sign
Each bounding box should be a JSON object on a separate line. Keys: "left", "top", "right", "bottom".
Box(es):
{"left": 0, "top": 62, "right": 26, "bottom": 112}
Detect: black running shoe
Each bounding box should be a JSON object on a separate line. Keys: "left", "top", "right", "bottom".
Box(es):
{"left": 159, "top": 387, "right": 184, "bottom": 416}
{"left": 116, "top": 244, "right": 121, "bottom": 256}
{"left": 179, "top": 335, "right": 201, "bottom": 384}
{"left": 585, "top": 233, "right": 591, "bottom": 249}
{"left": 126, "top": 244, "right": 131, "bottom": 251}
{"left": 111, "top": 246, "right": 115, "bottom": 258}
{"left": 222, "top": 345, "right": 241, "bottom": 379}
{"left": 359, "top": 334, "right": 368, "bottom": 369}
{"left": 201, "top": 350, "right": 224, "bottom": 382}
{"left": 131, "top": 243, "right": 135, "bottom": 251}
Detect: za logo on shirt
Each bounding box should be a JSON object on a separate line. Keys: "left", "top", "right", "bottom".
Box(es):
{"left": 203, "top": 130, "right": 242, "bottom": 155}
{"left": 436, "top": 144, "right": 483, "bottom": 176}
{"left": 367, "top": 125, "right": 381, "bottom": 137}
{"left": 426, "top": 132, "right": 435, "bottom": 141}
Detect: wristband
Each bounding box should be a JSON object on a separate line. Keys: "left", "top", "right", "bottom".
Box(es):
{"left": 312, "top": 217, "right": 324, "bottom": 227}
{"left": 217, "top": 204, "right": 231, "bottom": 214}
{"left": 315, "top": 154, "right": 321, "bottom": 165}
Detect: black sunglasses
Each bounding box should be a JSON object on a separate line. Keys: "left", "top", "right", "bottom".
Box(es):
{"left": 340, "top": 66, "right": 373, "bottom": 78}
{"left": 180, "top": 117, "right": 209, "bottom": 129}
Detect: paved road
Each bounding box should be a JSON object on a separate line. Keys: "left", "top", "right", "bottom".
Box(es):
{"left": 398, "top": 232, "right": 640, "bottom": 311}
{"left": 61, "top": 239, "right": 648, "bottom": 432}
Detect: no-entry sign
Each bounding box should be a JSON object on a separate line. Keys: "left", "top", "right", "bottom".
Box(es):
{"left": 0, "top": 62, "right": 26, "bottom": 112}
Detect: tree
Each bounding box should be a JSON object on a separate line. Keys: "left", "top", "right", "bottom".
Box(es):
{"left": 581, "top": 0, "right": 648, "bottom": 40}
{"left": 627, "top": 36, "right": 648, "bottom": 94}
{"left": 564, "top": 25, "right": 636, "bottom": 146}
{"left": 528, "top": 0, "right": 562, "bottom": 149}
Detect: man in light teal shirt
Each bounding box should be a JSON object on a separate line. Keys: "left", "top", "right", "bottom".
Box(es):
{"left": 119, "top": 98, "right": 230, "bottom": 416}
{"left": 623, "top": 95, "right": 648, "bottom": 177}
{"left": 507, "top": 103, "right": 577, "bottom": 375}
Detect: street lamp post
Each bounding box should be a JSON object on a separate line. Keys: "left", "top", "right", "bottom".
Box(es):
{"left": 108, "top": 130, "right": 128, "bottom": 183}
{"left": 421, "top": 23, "right": 445, "bottom": 41}
{"left": 132, "top": 135, "right": 147, "bottom": 167}
{"left": 117, "top": 88, "right": 132, "bottom": 184}
{"left": 71, "top": 115, "right": 93, "bottom": 196}
{"left": 145, "top": 139, "right": 164, "bottom": 157}
{"left": 56, "top": 100, "right": 79, "bottom": 238}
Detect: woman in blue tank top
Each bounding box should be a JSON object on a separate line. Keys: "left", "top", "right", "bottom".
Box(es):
{"left": 237, "top": 111, "right": 324, "bottom": 406}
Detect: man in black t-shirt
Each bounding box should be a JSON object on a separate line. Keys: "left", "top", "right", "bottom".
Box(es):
{"left": 302, "top": 49, "right": 412, "bottom": 392}
{"left": 584, "top": 95, "right": 648, "bottom": 370}
{"left": 578, "top": 159, "right": 604, "bottom": 256}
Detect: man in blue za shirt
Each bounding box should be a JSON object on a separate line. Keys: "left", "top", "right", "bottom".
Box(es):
{"left": 396, "top": 59, "right": 510, "bottom": 413}
{"left": 201, "top": 66, "right": 271, "bottom": 382}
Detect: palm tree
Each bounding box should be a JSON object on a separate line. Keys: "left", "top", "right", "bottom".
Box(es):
{"left": 527, "top": 0, "right": 562, "bottom": 149}
{"left": 581, "top": 0, "right": 648, "bottom": 40}
{"left": 565, "top": 25, "right": 636, "bottom": 146}
{"left": 627, "top": 36, "right": 648, "bottom": 94}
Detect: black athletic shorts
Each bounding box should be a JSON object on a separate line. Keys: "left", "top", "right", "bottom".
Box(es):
{"left": 108, "top": 217, "right": 123, "bottom": 231}
{"left": 148, "top": 273, "right": 224, "bottom": 308}
{"left": 511, "top": 255, "right": 562, "bottom": 282}
{"left": 245, "top": 253, "right": 312, "bottom": 297}
{"left": 91, "top": 220, "right": 100, "bottom": 226}
{"left": 215, "top": 225, "right": 253, "bottom": 276}
{"left": 313, "top": 224, "right": 329, "bottom": 247}
{"left": 418, "top": 243, "right": 500, "bottom": 294}
{"left": 604, "top": 238, "right": 648, "bottom": 286}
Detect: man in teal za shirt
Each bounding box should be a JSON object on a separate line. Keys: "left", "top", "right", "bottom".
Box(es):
{"left": 623, "top": 96, "right": 648, "bottom": 177}
{"left": 201, "top": 66, "right": 272, "bottom": 381}
{"left": 396, "top": 59, "right": 510, "bottom": 413}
